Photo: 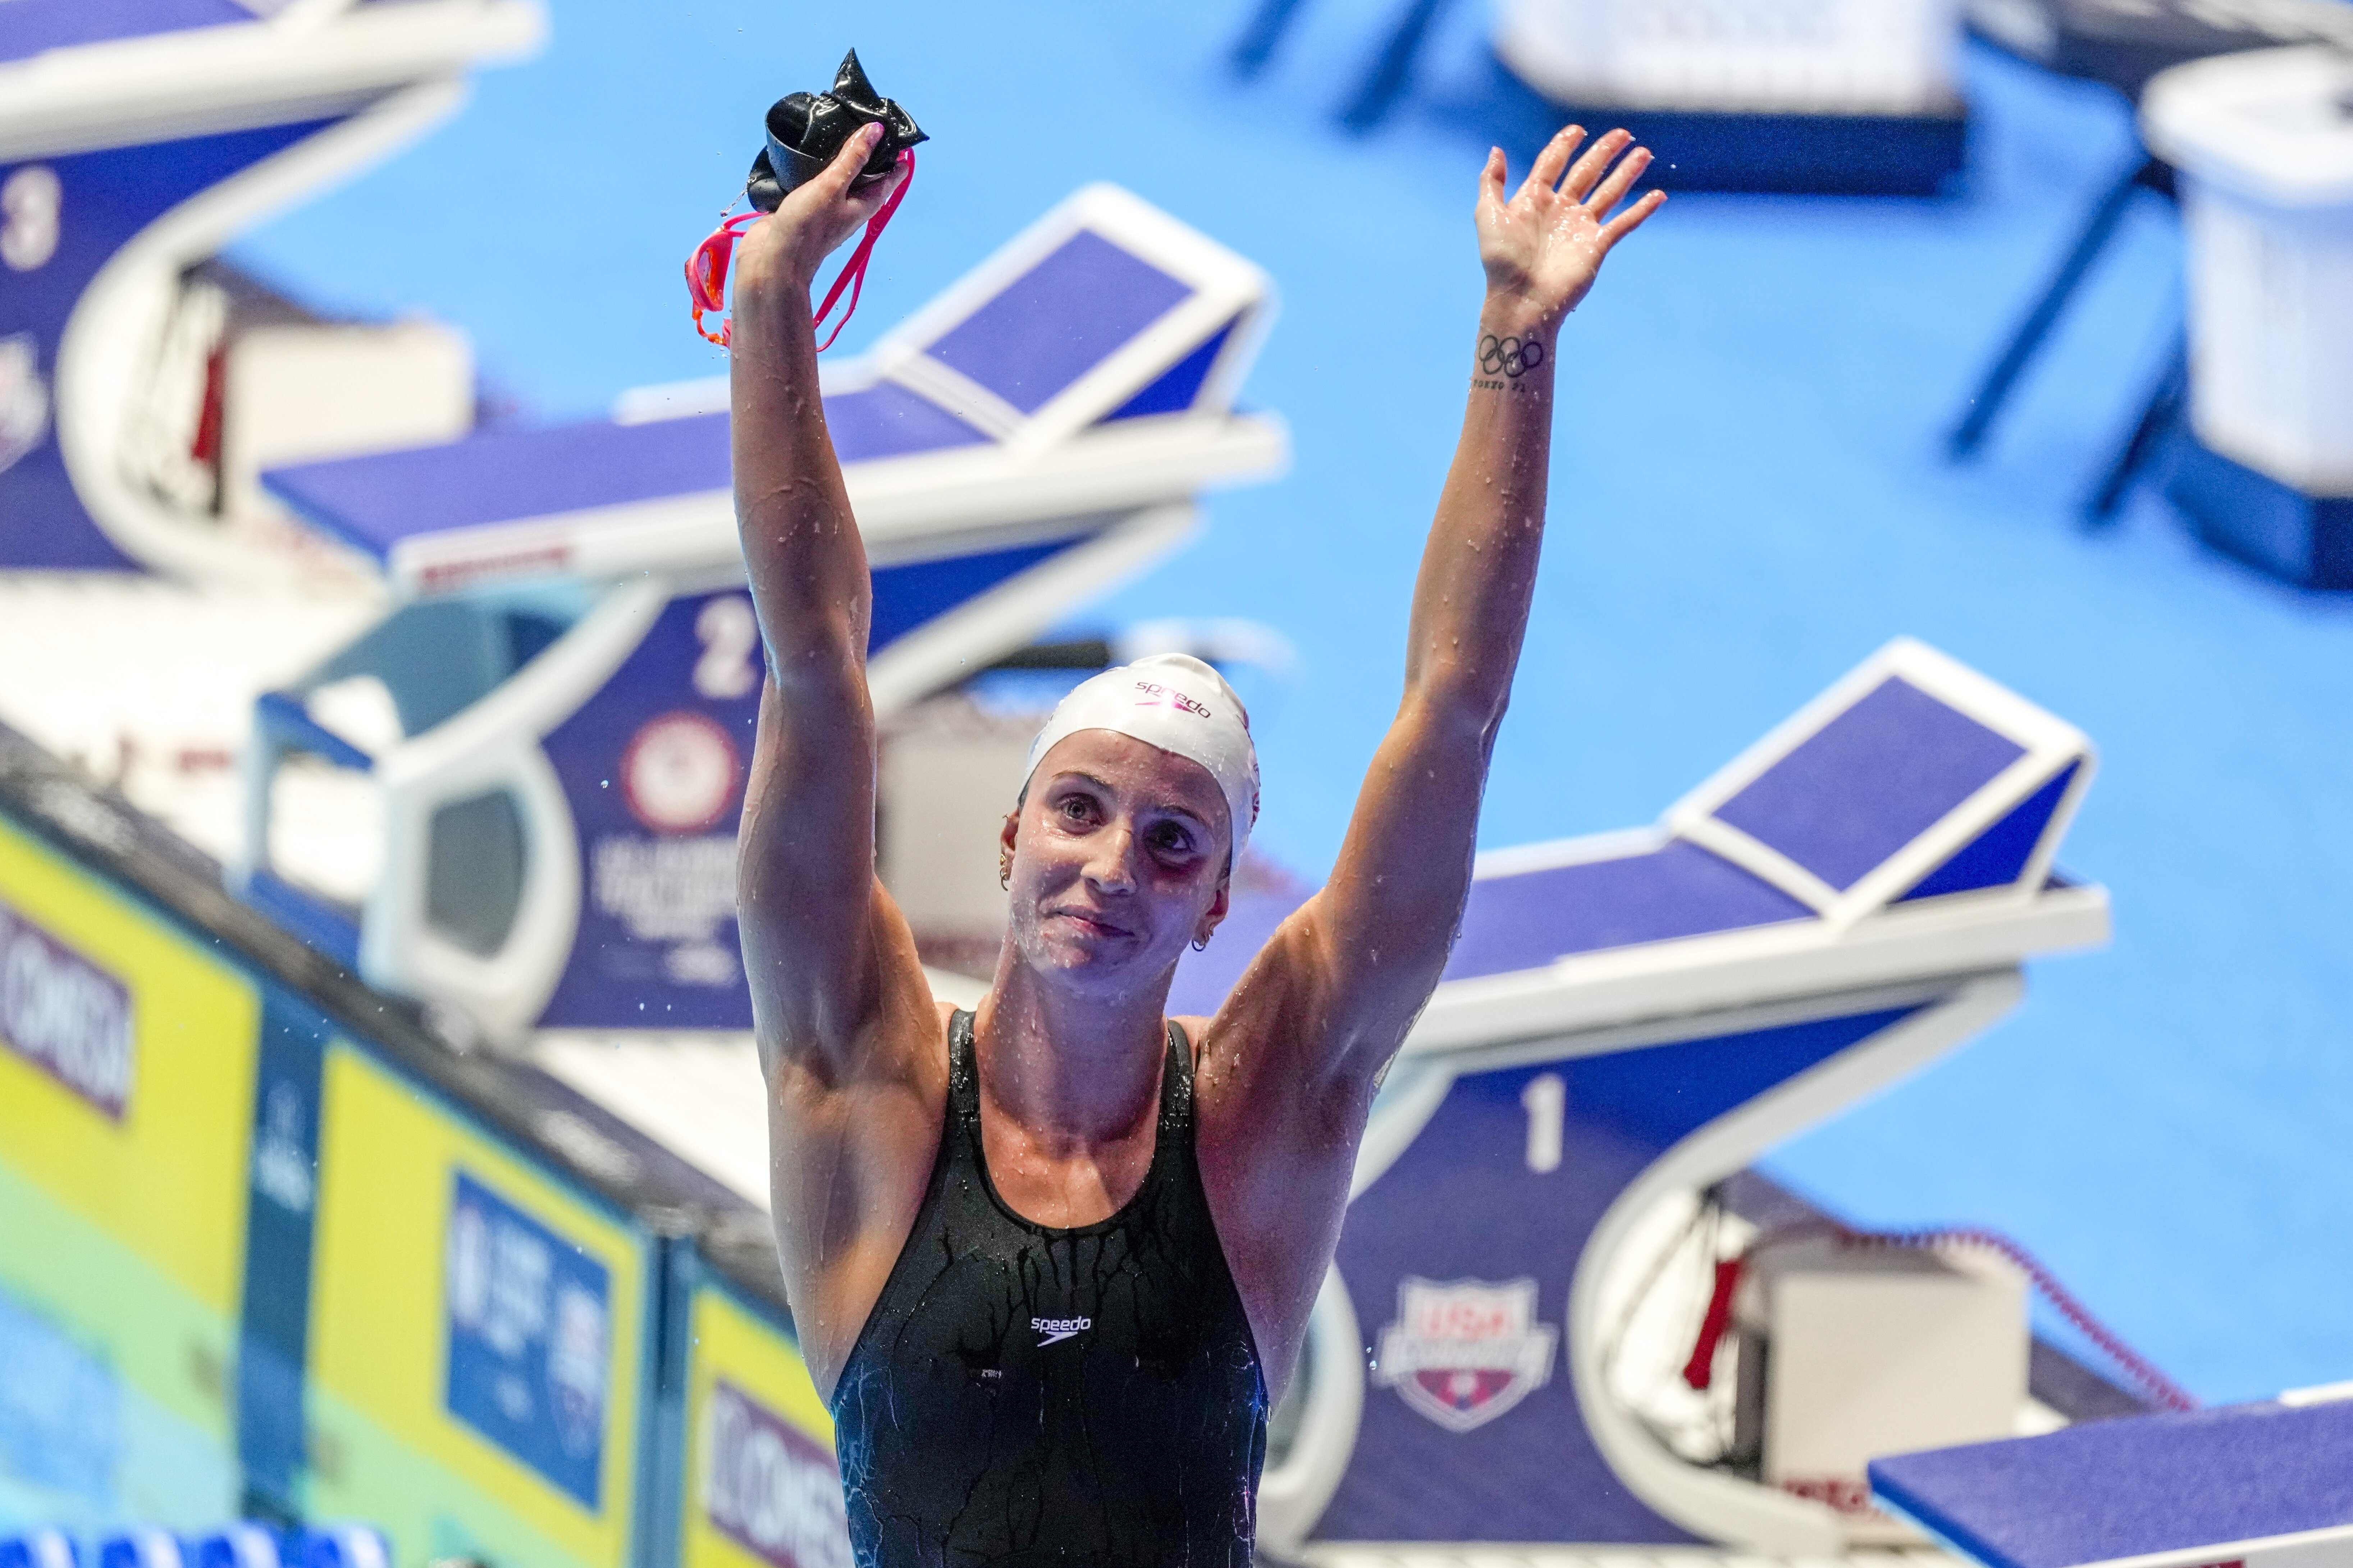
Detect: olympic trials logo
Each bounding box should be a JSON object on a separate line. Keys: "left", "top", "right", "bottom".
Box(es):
{"left": 1032, "top": 1315, "right": 1090, "bottom": 1348}
{"left": 620, "top": 710, "right": 741, "bottom": 834}
{"left": 1373, "top": 1276, "right": 1557, "bottom": 1433}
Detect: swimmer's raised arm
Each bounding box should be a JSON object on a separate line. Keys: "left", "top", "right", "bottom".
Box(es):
{"left": 1311, "top": 129, "right": 1663, "bottom": 1051}
{"left": 728, "top": 122, "right": 929, "bottom": 1078}
{"left": 1201, "top": 134, "right": 1659, "bottom": 1358}
{"left": 1255, "top": 128, "right": 1660, "bottom": 1065}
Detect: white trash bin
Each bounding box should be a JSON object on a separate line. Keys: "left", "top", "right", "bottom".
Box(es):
{"left": 1495, "top": 0, "right": 1963, "bottom": 115}
{"left": 2144, "top": 46, "right": 2353, "bottom": 498}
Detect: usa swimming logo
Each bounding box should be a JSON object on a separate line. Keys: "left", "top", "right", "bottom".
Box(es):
{"left": 1374, "top": 1277, "right": 1557, "bottom": 1433}
{"left": 1033, "top": 1315, "right": 1090, "bottom": 1348}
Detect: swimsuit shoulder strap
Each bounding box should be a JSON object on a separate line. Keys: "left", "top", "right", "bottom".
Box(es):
{"left": 947, "top": 1008, "right": 982, "bottom": 1128}
{"left": 1160, "top": 1017, "right": 1195, "bottom": 1142}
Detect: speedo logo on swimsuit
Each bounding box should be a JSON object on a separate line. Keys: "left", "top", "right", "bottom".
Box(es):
{"left": 1032, "top": 1315, "right": 1091, "bottom": 1347}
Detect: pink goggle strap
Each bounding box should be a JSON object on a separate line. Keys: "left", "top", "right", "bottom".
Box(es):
{"left": 683, "top": 150, "right": 915, "bottom": 352}
{"left": 810, "top": 149, "right": 913, "bottom": 351}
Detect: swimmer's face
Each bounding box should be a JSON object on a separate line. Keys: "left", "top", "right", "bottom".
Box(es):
{"left": 1003, "top": 730, "right": 1230, "bottom": 993}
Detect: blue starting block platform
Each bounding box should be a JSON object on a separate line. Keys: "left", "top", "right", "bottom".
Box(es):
{"left": 0, "top": 0, "right": 542, "bottom": 574}
{"left": 264, "top": 184, "right": 1279, "bottom": 597}
{"left": 240, "top": 185, "right": 1286, "bottom": 1040}
{"left": 1162, "top": 638, "right": 2110, "bottom": 1556}
{"left": 1871, "top": 1389, "right": 2353, "bottom": 1568}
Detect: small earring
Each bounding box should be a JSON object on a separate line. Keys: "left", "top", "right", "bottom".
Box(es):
{"left": 1190, "top": 935, "right": 1209, "bottom": 952}
{"left": 999, "top": 851, "right": 1012, "bottom": 889}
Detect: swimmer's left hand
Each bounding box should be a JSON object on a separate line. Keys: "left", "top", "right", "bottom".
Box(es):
{"left": 1476, "top": 127, "right": 1664, "bottom": 326}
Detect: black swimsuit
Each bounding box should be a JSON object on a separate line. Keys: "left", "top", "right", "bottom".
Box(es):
{"left": 830, "top": 1010, "right": 1267, "bottom": 1567}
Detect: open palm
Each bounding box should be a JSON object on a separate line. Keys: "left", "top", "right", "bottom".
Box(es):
{"left": 1476, "top": 127, "right": 1664, "bottom": 324}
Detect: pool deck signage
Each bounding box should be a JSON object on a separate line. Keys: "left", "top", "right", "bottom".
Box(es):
{"left": 0, "top": 893, "right": 134, "bottom": 1119}
{"left": 703, "top": 1378, "right": 851, "bottom": 1568}
{"left": 445, "top": 1168, "right": 613, "bottom": 1509}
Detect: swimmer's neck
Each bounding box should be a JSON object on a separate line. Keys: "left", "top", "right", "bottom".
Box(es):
{"left": 971, "top": 952, "right": 1176, "bottom": 1146}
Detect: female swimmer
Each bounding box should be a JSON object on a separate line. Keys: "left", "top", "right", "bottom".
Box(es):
{"left": 729, "top": 117, "right": 1663, "bottom": 1567}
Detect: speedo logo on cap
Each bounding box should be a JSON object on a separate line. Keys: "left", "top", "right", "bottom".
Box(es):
{"left": 1133, "top": 680, "right": 1211, "bottom": 719}
{"left": 1033, "top": 1315, "right": 1091, "bottom": 1347}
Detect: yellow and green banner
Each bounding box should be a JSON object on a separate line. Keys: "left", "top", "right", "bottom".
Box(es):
{"left": 305, "top": 1045, "right": 651, "bottom": 1568}
{"left": 0, "top": 784, "right": 852, "bottom": 1567}
{"left": 0, "top": 815, "right": 257, "bottom": 1527}
{"left": 676, "top": 1271, "right": 847, "bottom": 1568}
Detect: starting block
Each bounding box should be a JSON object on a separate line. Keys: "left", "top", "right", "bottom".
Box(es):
{"left": 1871, "top": 1386, "right": 2353, "bottom": 1568}
{"left": 0, "top": 0, "right": 542, "bottom": 574}
{"left": 239, "top": 185, "right": 1286, "bottom": 1039}
{"left": 1179, "top": 639, "right": 2110, "bottom": 1555}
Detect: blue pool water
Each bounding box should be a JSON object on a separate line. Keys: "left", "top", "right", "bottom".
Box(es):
{"left": 236, "top": 1, "right": 2353, "bottom": 1404}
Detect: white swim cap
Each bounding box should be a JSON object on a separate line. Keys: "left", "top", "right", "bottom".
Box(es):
{"left": 1021, "top": 654, "right": 1259, "bottom": 871}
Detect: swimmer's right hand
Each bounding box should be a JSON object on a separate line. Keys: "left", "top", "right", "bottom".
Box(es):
{"left": 1476, "top": 127, "right": 1664, "bottom": 327}
{"left": 734, "top": 122, "right": 907, "bottom": 302}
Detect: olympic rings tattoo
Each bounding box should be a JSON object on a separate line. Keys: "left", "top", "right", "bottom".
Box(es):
{"left": 1478, "top": 333, "right": 1545, "bottom": 378}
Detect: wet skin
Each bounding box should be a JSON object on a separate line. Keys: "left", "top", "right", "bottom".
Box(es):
{"left": 1002, "top": 732, "right": 1229, "bottom": 997}
{"left": 728, "top": 118, "right": 1664, "bottom": 1404}
{"left": 975, "top": 729, "right": 1231, "bottom": 1234}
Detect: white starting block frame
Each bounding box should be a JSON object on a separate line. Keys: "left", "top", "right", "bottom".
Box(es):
{"left": 239, "top": 186, "right": 1288, "bottom": 1040}
{"left": 0, "top": 0, "right": 543, "bottom": 577}
{"left": 1236, "top": 639, "right": 2108, "bottom": 1555}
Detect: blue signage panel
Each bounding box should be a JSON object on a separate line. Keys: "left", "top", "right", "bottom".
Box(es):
{"left": 534, "top": 590, "right": 763, "bottom": 1030}
{"left": 534, "top": 545, "right": 1091, "bottom": 1030}
{"left": 0, "top": 122, "right": 334, "bottom": 569}
{"left": 443, "top": 1170, "right": 611, "bottom": 1508}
